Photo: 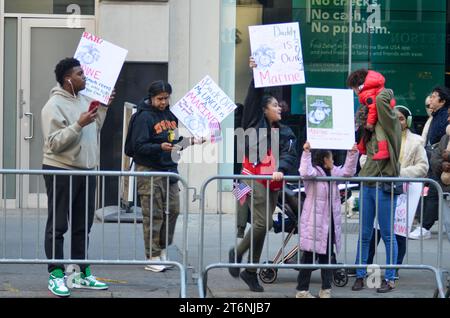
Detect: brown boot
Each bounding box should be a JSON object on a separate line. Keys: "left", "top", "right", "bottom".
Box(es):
{"left": 351, "top": 278, "right": 364, "bottom": 291}
{"left": 372, "top": 140, "right": 390, "bottom": 160}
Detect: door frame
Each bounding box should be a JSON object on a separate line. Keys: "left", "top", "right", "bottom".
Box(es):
{"left": 18, "top": 17, "right": 95, "bottom": 208}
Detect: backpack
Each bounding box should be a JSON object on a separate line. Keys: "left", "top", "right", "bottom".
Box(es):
{"left": 124, "top": 109, "right": 142, "bottom": 158}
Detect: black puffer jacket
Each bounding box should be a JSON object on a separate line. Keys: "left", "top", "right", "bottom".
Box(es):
{"left": 240, "top": 80, "right": 298, "bottom": 175}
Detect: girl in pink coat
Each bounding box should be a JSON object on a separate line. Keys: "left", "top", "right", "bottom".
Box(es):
{"left": 296, "top": 142, "right": 358, "bottom": 298}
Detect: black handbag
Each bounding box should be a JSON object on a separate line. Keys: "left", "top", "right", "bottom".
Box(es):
{"left": 381, "top": 181, "right": 404, "bottom": 195}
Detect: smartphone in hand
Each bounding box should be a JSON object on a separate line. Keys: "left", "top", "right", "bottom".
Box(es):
{"left": 89, "top": 101, "right": 100, "bottom": 113}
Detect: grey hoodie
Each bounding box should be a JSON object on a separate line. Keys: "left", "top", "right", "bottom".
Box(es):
{"left": 41, "top": 85, "right": 107, "bottom": 170}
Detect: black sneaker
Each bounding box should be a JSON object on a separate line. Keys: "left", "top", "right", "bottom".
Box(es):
{"left": 240, "top": 270, "right": 264, "bottom": 292}
{"left": 228, "top": 248, "right": 242, "bottom": 278}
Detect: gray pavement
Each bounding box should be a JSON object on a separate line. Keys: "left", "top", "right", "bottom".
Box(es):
{"left": 0, "top": 209, "right": 449, "bottom": 298}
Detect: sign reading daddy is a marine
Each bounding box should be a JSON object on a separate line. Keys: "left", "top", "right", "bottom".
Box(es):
{"left": 306, "top": 87, "right": 355, "bottom": 150}
{"left": 249, "top": 22, "right": 305, "bottom": 88}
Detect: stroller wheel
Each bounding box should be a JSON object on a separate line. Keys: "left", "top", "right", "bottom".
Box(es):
{"left": 332, "top": 268, "right": 349, "bottom": 287}
{"left": 259, "top": 263, "right": 278, "bottom": 284}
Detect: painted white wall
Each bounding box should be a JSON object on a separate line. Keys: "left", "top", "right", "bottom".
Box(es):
{"left": 98, "top": 1, "right": 169, "bottom": 62}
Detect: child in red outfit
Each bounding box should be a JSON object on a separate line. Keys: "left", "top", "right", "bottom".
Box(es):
{"left": 349, "top": 70, "right": 396, "bottom": 160}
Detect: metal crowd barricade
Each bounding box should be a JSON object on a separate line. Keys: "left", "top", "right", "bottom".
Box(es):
{"left": 197, "top": 175, "right": 448, "bottom": 298}
{"left": 0, "top": 169, "right": 189, "bottom": 298}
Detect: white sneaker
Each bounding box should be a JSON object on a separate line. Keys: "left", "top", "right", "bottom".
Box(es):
{"left": 295, "top": 290, "right": 316, "bottom": 298}
{"left": 408, "top": 227, "right": 431, "bottom": 240}
{"left": 144, "top": 256, "right": 167, "bottom": 272}
{"left": 160, "top": 249, "right": 174, "bottom": 269}
{"left": 319, "top": 289, "right": 331, "bottom": 298}
{"left": 48, "top": 273, "right": 70, "bottom": 297}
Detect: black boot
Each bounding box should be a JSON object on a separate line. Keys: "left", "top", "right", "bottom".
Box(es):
{"left": 240, "top": 270, "right": 264, "bottom": 292}
{"left": 228, "top": 248, "right": 242, "bottom": 278}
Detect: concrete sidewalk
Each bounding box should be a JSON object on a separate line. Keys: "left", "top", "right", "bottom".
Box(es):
{"left": 0, "top": 210, "right": 449, "bottom": 298}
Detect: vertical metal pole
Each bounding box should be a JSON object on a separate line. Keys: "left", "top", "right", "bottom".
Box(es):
{"left": 219, "top": 179, "right": 223, "bottom": 260}
{"left": 101, "top": 176, "right": 105, "bottom": 260}
{"left": 117, "top": 175, "right": 122, "bottom": 259}
{"left": 85, "top": 175, "right": 88, "bottom": 261}
{"left": 359, "top": 182, "right": 364, "bottom": 265}
{"left": 313, "top": 181, "right": 316, "bottom": 265}
{"left": 69, "top": 175, "right": 73, "bottom": 260}
{"left": 281, "top": 181, "right": 285, "bottom": 262}
{"left": 149, "top": 176, "right": 154, "bottom": 259}
{"left": 297, "top": 179, "right": 302, "bottom": 264}
{"left": 134, "top": 175, "right": 138, "bottom": 261}
{"left": 344, "top": 182, "right": 349, "bottom": 264}
{"left": 328, "top": 180, "right": 332, "bottom": 265}
{"left": 250, "top": 179, "right": 254, "bottom": 264}
{"left": 390, "top": 182, "right": 395, "bottom": 269}
{"left": 20, "top": 175, "right": 24, "bottom": 259}
{"left": 52, "top": 174, "right": 56, "bottom": 260}
{"left": 36, "top": 176, "right": 40, "bottom": 259}
{"left": 166, "top": 177, "right": 170, "bottom": 260}
{"left": 420, "top": 188, "right": 424, "bottom": 264}
{"left": 375, "top": 182, "right": 379, "bottom": 265}
{"left": 2, "top": 175, "right": 6, "bottom": 258}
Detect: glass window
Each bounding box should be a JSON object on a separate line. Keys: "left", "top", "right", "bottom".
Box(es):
{"left": 5, "top": 0, "right": 95, "bottom": 15}
{"left": 233, "top": 0, "right": 448, "bottom": 166}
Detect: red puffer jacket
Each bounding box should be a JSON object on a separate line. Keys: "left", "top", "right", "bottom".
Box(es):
{"left": 358, "top": 70, "right": 395, "bottom": 125}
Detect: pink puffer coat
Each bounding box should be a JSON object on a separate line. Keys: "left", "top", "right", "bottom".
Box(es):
{"left": 299, "top": 151, "right": 358, "bottom": 254}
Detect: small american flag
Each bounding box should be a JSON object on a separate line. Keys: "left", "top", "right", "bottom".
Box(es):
{"left": 232, "top": 182, "right": 252, "bottom": 206}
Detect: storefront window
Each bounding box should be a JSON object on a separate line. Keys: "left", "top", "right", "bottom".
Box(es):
{"left": 235, "top": 0, "right": 447, "bottom": 123}
{"left": 5, "top": 0, "right": 95, "bottom": 15}
{"left": 292, "top": 0, "right": 446, "bottom": 117}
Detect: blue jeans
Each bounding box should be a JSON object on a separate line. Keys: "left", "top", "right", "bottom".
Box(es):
{"left": 355, "top": 186, "right": 398, "bottom": 281}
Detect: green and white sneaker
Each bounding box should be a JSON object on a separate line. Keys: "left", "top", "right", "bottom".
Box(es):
{"left": 48, "top": 269, "right": 70, "bottom": 297}
{"left": 71, "top": 267, "right": 108, "bottom": 290}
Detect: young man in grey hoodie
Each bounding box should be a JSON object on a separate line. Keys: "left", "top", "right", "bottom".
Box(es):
{"left": 41, "top": 57, "right": 111, "bottom": 297}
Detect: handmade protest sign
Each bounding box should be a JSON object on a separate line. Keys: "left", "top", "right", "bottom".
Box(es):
{"left": 393, "top": 183, "right": 422, "bottom": 237}
{"left": 170, "top": 76, "right": 236, "bottom": 141}
{"left": 74, "top": 32, "right": 128, "bottom": 104}
{"left": 249, "top": 22, "right": 305, "bottom": 88}
{"left": 306, "top": 87, "right": 355, "bottom": 150}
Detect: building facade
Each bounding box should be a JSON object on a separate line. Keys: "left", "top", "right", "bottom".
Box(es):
{"left": 1, "top": 0, "right": 449, "bottom": 214}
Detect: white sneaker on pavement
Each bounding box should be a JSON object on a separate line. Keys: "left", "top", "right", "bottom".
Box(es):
{"left": 144, "top": 256, "right": 167, "bottom": 272}
{"left": 408, "top": 227, "right": 431, "bottom": 240}
{"left": 295, "top": 290, "right": 316, "bottom": 298}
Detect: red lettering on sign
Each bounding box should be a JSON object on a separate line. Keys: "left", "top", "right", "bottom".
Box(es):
{"left": 81, "top": 65, "right": 102, "bottom": 80}
{"left": 82, "top": 32, "right": 103, "bottom": 45}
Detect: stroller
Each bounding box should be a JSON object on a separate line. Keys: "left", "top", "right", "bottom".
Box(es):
{"left": 258, "top": 182, "right": 353, "bottom": 287}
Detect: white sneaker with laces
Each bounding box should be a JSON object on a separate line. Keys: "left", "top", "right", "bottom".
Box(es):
{"left": 408, "top": 227, "right": 431, "bottom": 240}
{"left": 295, "top": 290, "right": 316, "bottom": 298}
{"left": 48, "top": 274, "right": 70, "bottom": 297}
{"left": 319, "top": 289, "right": 331, "bottom": 298}
{"left": 144, "top": 256, "right": 167, "bottom": 272}
{"left": 71, "top": 268, "right": 108, "bottom": 290}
